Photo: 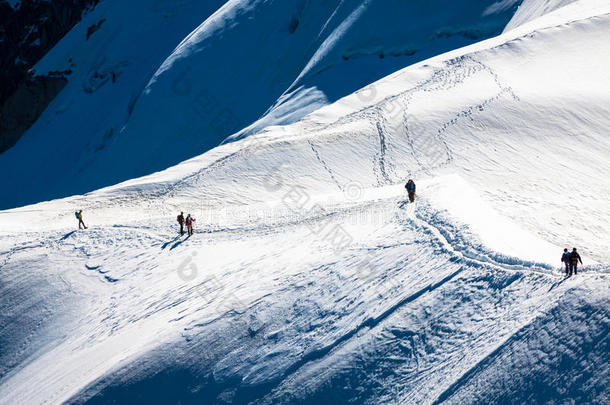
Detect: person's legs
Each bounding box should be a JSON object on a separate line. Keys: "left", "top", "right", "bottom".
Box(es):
{"left": 180, "top": 223, "right": 184, "bottom": 235}
{"left": 408, "top": 191, "right": 415, "bottom": 203}
{"left": 565, "top": 262, "right": 569, "bottom": 275}
{"left": 569, "top": 263, "right": 574, "bottom": 276}
{"left": 574, "top": 264, "right": 577, "bottom": 275}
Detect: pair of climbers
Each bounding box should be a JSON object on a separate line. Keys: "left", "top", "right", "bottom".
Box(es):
{"left": 75, "top": 210, "right": 87, "bottom": 229}
{"left": 177, "top": 212, "right": 195, "bottom": 236}
{"left": 404, "top": 179, "right": 416, "bottom": 203}
{"left": 561, "top": 247, "right": 582, "bottom": 276}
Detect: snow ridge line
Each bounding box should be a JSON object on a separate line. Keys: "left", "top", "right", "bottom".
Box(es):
{"left": 101, "top": 11, "right": 610, "bottom": 205}
{"left": 404, "top": 200, "right": 556, "bottom": 276}
{"left": 108, "top": 55, "right": 494, "bottom": 202}
{"left": 98, "top": 50, "right": 521, "bottom": 205}
{"left": 336, "top": 55, "right": 490, "bottom": 136}
{"left": 360, "top": 8, "right": 610, "bottom": 129}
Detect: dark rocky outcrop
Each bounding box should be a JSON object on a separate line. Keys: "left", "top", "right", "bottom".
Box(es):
{"left": 86, "top": 18, "right": 105, "bottom": 40}
{"left": 0, "top": 0, "right": 99, "bottom": 153}
{"left": 0, "top": 73, "right": 68, "bottom": 153}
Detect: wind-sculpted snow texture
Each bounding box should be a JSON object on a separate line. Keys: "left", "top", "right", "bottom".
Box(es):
{"left": 0, "top": 0, "right": 523, "bottom": 209}
{"left": 1, "top": 0, "right": 610, "bottom": 404}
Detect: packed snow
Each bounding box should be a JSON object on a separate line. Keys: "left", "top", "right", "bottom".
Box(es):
{"left": 0, "top": 0, "right": 609, "bottom": 404}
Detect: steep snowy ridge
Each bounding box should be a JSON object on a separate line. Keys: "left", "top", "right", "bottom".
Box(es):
{"left": 0, "top": 0, "right": 523, "bottom": 209}
{"left": 0, "top": 0, "right": 609, "bottom": 404}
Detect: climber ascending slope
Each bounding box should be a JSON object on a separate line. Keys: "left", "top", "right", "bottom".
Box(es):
{"left": 405, "top": 179, "right": 416, "bottom": 203}
{"left": 185, "top": 214, "right": 196, "bottom": 236}
{"left": 177, "top": 212, "right": 185, "bottom": 235}
{"left": 75, "top": 210, "right": 87, "bottom": 229}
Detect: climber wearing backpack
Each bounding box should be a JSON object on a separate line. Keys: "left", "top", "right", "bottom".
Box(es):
{"left": 568, "top": 248, "right": 582, "bottom": 276}
{"left": 75, "top": 210, "right": 87, "bottom": 229}
{"left": 405, "top": 179, "right": 416, "bottom": 203}
{"left": 177, "top": 212, "right": 185, "bottom": 235}
{"left": 561, "top": 248, "right": 570, "bottom": 276}
{"left": 185, "top": 214, "right": 195, "bottom": 236}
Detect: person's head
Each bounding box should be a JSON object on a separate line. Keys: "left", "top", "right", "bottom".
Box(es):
{"left": 187, "top": 214, "right": 191, "bottom": 217}
{"left": 181, "top": 211, "right": 183, "bottom": 215}
{"left": 408, "top": 179, "right": 413, "bottom": 183}
{"left": 573, "top": 247, "right": 577, "bottom": 251}
{"left": 79, "top": 210, "right": 82, "bottom": 213}
{"left": 564, "top": 248, "right": 568, "bottom": 252}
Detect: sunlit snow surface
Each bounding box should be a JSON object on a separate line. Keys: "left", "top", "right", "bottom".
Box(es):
{"left": 1, "top": 0, "right": 610, "bottom": 404}
{"left": 0, "top": 0, "right": 523, "bottom": 209}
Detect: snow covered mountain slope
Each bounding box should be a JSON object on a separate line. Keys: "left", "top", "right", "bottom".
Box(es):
{"left": 0, "top": 0, "right": 525, "bottom": 210}
{"left": 0, "top": 0, "right": 226, "bottom": 209}
{"left": 1, "top": 0, "right": 609, "bottom": 404}
{"left": 504, "top": 0, "right": 578, "bottom": 30}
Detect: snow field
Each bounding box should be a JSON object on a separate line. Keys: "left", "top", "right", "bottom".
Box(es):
{"left": 1, "top": 0, "right": 609, "bottom": 403}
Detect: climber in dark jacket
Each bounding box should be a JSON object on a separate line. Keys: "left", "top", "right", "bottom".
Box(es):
{"left": 405, "top": 179, "right": 416, "bottom": 203}
{"left": 177, "top": 212, "right": 185, "bottom": 235}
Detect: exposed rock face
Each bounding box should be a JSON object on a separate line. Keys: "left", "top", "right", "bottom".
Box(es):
{"left": 0, "top": 73, "right": 68, "bottom": 152}
{"left": 0, "top": 0, "right": 99, "bottom": 153}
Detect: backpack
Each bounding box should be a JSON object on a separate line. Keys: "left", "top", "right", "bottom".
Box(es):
{"left": 75, "top": 211, "right": 79, "bottom": 219}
